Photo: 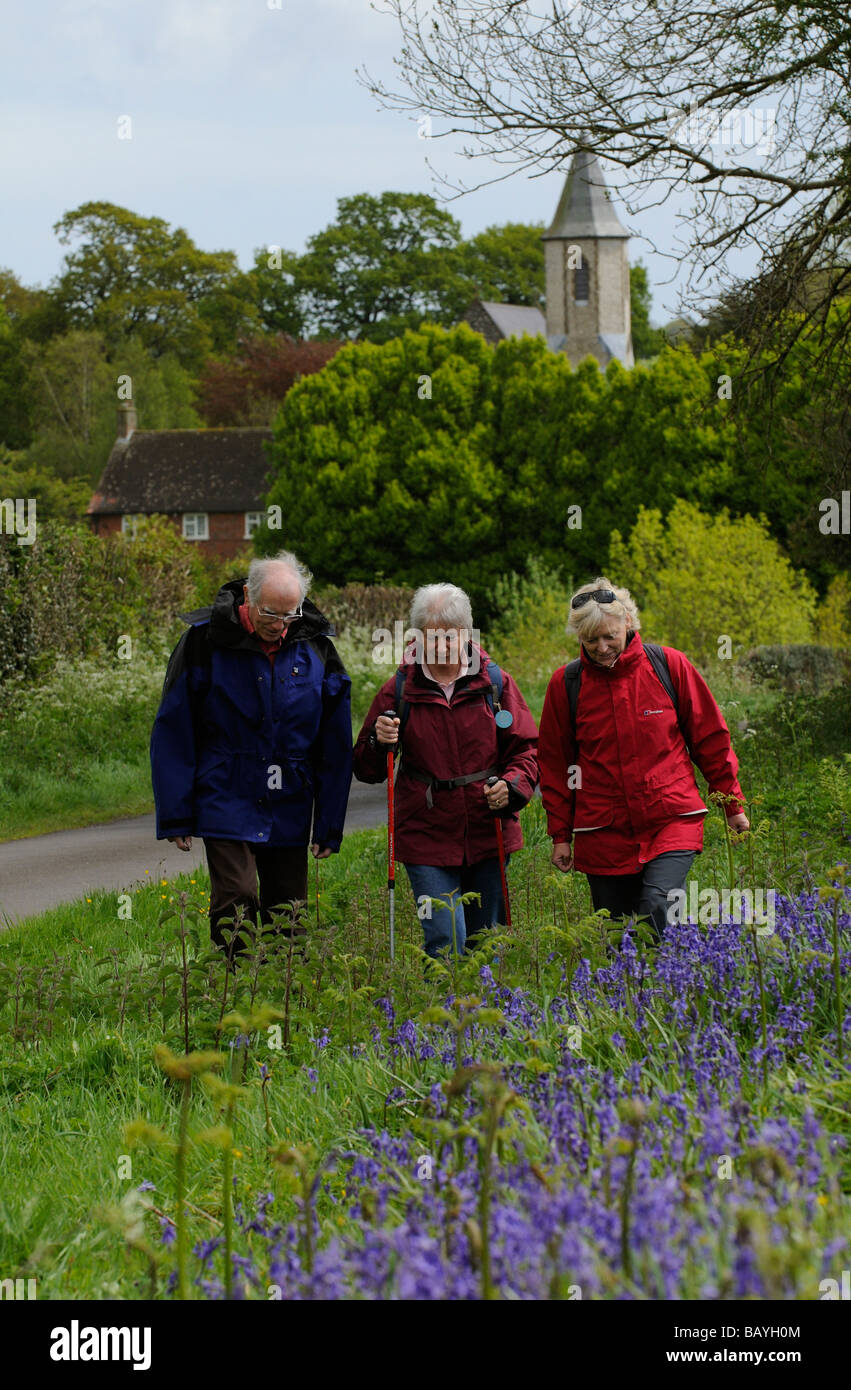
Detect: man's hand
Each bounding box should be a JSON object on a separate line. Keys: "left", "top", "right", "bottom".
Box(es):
{"left": 727, "top": 812, "right": 750, "bottom": 835}
{"left": 484, "top": 778, "right": 509, "bottom": 812}
{"left": 168, "top": 836, "right": 193, "bottom": 851}
{"left": 375, "top": 714, "right": 400, "bottom": 746}
{"left": 310, "top": 843, "right": 334, "bottom": 859}
{"left": 551, "top": 841, "right": 573, "bottom": 872}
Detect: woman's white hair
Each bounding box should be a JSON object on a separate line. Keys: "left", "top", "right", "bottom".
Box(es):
{"left": 410, "top": 582, "right": 474, "bottom": 633}
{"left": 567, "top": 576, "right": 641, "bottom": 640}
{"left": 246, "top": 551, "right": 312, "bottom": 605}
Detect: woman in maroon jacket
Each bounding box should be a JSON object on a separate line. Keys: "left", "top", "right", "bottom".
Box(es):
{"left": 538, "top": 578, "right": 749, "bottom": 943}
{"left": 353, "top": 583, "right": 538, "bottom": 960}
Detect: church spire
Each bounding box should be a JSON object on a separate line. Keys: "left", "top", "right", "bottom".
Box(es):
{"left": 542, "top": 148, "right": 633, "bottom": 368}
{"left": 543, "top": 148, "right": 630, "bottom": 242}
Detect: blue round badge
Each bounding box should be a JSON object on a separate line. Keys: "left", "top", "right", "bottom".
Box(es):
{"left": 495, "top": 709, "right": 514, "bottom": 729}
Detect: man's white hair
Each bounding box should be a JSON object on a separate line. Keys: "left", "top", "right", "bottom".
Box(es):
{"left": 246, "top": 551, "right": 312, "bottom": 605}
{"left": 409, "top": 583, "right": 474, "bottom": 632}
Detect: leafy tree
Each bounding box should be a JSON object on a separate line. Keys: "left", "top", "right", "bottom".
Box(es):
{"left": 0, "top": 305, "right": 32, "bottom": 449}
{"left": 196, "top": 335, "right": 343, "bottom": 426}
{"left": 629, "top": 263, "right": 666, "bottom": 361}
{"left": 0, "top": 448, "right": 91, "bottom": 522}
{"left": 22, "top": 331, "right": 200, "bottom": 481}
{"left": 608, "top": 499, "right": 817, "bottom": 666}
{"left": 697, "top": 306, "right": 851, "bottom": 589}
{"left": 296, "top": 192, "right": 468, "bottom": 342}
{"left": 245, "top": 247, "right": 306, "bottom": 337}
{"left": 52, "top": 202, "right": 241, "bottom": 366}
{"left": 460, "top": 223, "right": 545, "bottom": 307}
{"left": 818, "top": 573, "right": 851, "bottom": 650}
{"left": 259, "top": 323, "right": 503, "bottom": 611}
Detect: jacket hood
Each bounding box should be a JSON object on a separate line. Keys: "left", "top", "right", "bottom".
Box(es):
{"left": 181, "top": 579, "right": 336, "bottom": 650}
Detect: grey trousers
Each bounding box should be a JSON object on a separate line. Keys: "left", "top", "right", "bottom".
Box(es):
{"left": 586, "top": 850, "right": 697, "bottom": 943}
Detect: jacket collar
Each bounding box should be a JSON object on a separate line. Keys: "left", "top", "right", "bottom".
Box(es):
{"left": 181, "top": 580, "right": 335, "bottom": 650}
{"left": 580, "top": 628, "right": 643, "bottom": 674}
{"left": 400, "top": 640, "right": 493, "bottom": 701}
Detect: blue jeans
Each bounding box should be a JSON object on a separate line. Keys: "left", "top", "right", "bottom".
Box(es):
{"left": 404, "top": 857, "right": 510, "bottom": 960}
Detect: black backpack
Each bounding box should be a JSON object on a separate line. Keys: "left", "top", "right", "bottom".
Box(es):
{"left": 564, "top": 642, "right": 693, "bottom": 755}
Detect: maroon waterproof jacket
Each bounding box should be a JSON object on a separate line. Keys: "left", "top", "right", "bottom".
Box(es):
{"left": 353, "top": 645, "right": 538, "bottom": 866}
{"left": 538, "top": 632, "right": 745, "bottom": 875}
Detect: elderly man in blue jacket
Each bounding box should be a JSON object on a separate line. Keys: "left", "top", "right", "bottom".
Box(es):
{"left": 151, "top": 550, "right": 352, "bottom": 949}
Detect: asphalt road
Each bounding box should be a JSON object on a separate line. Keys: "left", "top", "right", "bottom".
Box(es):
{"left": 0, "top": 780, "right": 387, "bottom": 927}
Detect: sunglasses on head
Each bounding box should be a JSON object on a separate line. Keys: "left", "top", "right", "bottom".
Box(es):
{"left": 571, "top": 589, "right": 616, "bottom": 610}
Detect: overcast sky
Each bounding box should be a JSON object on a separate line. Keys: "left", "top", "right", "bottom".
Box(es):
{"left": 0, "top": 0, "right": 735, "bottom": 324}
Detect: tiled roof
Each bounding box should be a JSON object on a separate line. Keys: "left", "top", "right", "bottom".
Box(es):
{"left": 86, "top": 428, "right": 274, "bottom": 515}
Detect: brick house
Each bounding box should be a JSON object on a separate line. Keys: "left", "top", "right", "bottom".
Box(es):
{"left": 87, "top": 403, "right": 274, "bottom": 558}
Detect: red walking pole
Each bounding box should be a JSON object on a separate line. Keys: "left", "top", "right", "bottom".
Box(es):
{"left": 486, "top": 776, "right": 512, "bottom": 928}
{"left": 386, "top": 709, "right": 398, "bottom": 961}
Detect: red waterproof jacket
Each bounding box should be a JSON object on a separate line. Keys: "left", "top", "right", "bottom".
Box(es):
{"left": 353, "top": 645, "right": 538, "bottom": 866}
{"left": 538, "top": 632, "right": 745, "bottom": 874}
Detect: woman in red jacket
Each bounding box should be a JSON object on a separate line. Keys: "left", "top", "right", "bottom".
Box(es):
{"left": 353, "top": 583, "right": 538, "bottom": 960}
{"left": 538, "top": 578, "right": 749, "bottom": 943}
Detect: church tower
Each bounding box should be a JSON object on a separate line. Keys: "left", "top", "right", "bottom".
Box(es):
{"left": 542, "top": 150, "right": 633, "bottom": 369}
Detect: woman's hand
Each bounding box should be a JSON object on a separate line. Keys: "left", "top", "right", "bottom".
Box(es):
{"left": 168, "top": 836, "right": 192, "bottom": 851}
{"left": 375, "top": 714, "right": 400, "bottom": 745}
{"left": 727, "top": 812, "right": 750, "bottom": 835}
{"left": 484, "top": 778, "right": 509, "bottom": 811}
{"left": 551, "top": 841, "right": 574, "bottom": 872}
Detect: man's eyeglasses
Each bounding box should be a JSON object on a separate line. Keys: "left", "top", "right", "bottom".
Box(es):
{"left": 257, "top": 604, "right": 303, "bottom": 625}
{"left": 571, "top": 589, "right": 616, "bottom": 610}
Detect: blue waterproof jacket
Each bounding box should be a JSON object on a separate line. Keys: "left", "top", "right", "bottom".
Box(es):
{"left": 150, "top": 581, "right": 352, "bottom": 849}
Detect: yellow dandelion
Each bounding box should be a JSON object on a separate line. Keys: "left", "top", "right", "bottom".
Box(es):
{"left": 86, "top": 898, "right": 92, "bottom": 903}
{"left": 817, "top": 1194, "right": 829, "bottom": 1206}
{"left": 160, "top": 879, "right": 167, "bottom": 886}
{"left": 231, "top": 1148, "right": 243, "bottom": 1159}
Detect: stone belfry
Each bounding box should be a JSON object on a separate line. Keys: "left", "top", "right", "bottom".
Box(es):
{"left": 543, "top": 149, "right": 633, "bottom": 368}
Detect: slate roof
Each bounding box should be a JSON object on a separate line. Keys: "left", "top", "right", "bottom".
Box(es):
{"left": 87, "top": 428, "right": 274, "bottom": 516}
{"left": 598, "top": 332, "right": 632, "bottom": 365}
{"left": 543, "top": 149, "right": 629, "bottom": 241}
{"left": 477, "top": 302, "right": 547, "bottom": 339}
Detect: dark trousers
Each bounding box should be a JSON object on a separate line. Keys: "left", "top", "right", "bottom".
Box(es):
{"left": 204, "top": 839, "right": 308, "bottom": 950}
{"left": 585, "top": 850, "right": 696, "bottom": 944}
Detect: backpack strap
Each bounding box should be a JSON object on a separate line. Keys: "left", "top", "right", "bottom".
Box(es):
{"left": 395, "top": 666, "right": 408, "bottom": 731}
{"left": 643, "top": 642, "right": 678, "bottom": 715}
{"left": 486, "top": 659, "right": 504, "bottom": 716}
{"left": 563, "top": 657, "right": 582, "bottom": 730}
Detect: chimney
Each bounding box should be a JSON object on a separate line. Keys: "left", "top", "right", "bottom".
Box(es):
{"left": 117, "top": 400, "right": 137, "bottom": 439}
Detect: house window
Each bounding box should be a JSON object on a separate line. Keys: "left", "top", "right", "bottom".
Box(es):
{"left": 244, "top": 511, "right": 263, "bottom": 539}
{"left": 573, "top": 260, "right": 589, "bottom": 305}
{"left": 121, "top": 513, "right": 144, "bottom": 539}
{"left": 182, "top": 513, "right": 209, "bottom": 541}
